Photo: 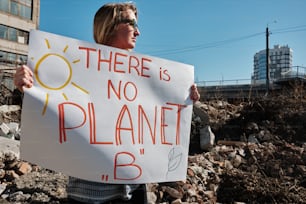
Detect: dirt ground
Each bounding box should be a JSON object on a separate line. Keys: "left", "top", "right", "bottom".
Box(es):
{"left": 207, "top": 97, "right": 306, "bottom": 203}
{"left": 0, "top": 94, "right": 305, "bottom": 203}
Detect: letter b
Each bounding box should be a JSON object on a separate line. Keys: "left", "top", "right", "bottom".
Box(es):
{"left": 114, "top": 152, "right": 142, "bottom": 181}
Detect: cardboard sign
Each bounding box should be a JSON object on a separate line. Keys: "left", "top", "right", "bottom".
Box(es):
{"left": 21, "top": 30, "right": 194, "bottom": 184}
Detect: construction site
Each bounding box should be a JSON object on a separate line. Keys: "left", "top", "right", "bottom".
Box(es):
{"left": 1, "top": 0, "right": 306, "bottom": 203}
{"left": 0, "top": 77, "right": 305, "bottom": 203}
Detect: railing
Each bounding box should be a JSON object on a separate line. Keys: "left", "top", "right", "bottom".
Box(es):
{"left": 280, "top": 66, "right": 306, "bottom": 79}
{"left": 196, "top": 79, "right": 251, "bottom": 87}
{"left": 197, "top": 66, "right": 306, "bottom": 87}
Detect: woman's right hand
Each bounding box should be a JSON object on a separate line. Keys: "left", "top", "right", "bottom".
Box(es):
{"left": 14, "top": 65, "right": 34, "bottom": 92}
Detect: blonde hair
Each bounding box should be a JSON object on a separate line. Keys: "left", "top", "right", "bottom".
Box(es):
{"left": 93, "top": 2, "right": 138, "bottom": 45}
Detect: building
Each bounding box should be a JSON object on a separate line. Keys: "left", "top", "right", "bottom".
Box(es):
{"left": 252, "top": 45, "right": 293, "bottom": 84}
{"left": 0, "top": 0, "right": 40, "bottom": 90}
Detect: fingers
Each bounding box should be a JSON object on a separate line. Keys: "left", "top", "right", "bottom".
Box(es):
{"left": 190, "top": 84, "right": 200, "bottom": 102}
{"left": 191, "top": 84, "right": 197, "bottom": 90}
{"left": 190, "top": 91, "right": 200, "bottom": 101}
{"left": 14, "top": 65, "right": 34, "bottom": 92}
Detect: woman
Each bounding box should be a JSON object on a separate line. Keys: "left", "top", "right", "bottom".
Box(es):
{"left": 14, "top": 2, "right": 200, "bottom": 203}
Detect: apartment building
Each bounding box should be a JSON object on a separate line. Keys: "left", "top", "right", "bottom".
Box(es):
{"left": 253, "top": 45, "right": 293, "bottom": 84}
{"left": 0, "top": 0, "right": 40, "bottom": 90}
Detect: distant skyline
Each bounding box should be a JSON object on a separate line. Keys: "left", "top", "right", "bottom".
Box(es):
{"left": 39, "top": 0, "right": 306, "bottom": 83}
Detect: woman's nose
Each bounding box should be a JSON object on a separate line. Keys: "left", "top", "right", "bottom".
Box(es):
{"left": 134, "top": 27, "right": 140, "bottom": 36}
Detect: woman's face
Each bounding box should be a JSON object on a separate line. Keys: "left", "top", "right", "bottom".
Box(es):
{"left": 110, "top": 9, "right": 140, "bottom": 50}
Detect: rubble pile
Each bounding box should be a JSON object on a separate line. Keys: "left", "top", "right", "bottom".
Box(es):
{"left": 147, "top": 97, "right": 306, "bottom": 204}
{"left": 0, "top": 96, "right": 305, "bottom": 203}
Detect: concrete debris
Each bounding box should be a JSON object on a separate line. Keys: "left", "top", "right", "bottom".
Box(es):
{"left": 199, "top": 125, "right": 215, "bottom": 151}
{"left": 0, "top": 105, "right": 20, "bottom": 114}
{"left": 0, "top": 122, "right": 20, "bottom": 140}
{"left": 0, "top": 97, "right": 306, "bottom": 203}
{"left": 0, "top": 123, "right": 10, "bottom": 135}
{"left": 0, "top": 105, "right": 21, "bottom": 140}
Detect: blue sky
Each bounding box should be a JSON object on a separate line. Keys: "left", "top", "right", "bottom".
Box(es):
{"left": 39, "top": 0, "right": 306, "bottom": 83}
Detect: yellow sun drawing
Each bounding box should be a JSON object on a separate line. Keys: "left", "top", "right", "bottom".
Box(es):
{"left": 33, "top": 38, "right": 89, "bottom": 115}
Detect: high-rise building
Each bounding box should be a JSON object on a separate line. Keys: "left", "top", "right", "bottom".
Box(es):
{"left": 0, "top": 0, "right": 40, "bottom": 90}
{"left": 253, "top": 45, "right": 293, "bottom": 84}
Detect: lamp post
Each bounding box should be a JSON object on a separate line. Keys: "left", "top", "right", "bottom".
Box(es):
{"left": 266, "top": 26, "right": 269, "bottom": 95}
{"left": 265, "top": 21, "right": 277, "bottom": 95}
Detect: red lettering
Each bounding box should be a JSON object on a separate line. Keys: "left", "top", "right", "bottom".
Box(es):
{"left": 79, "top": 46, "right": 152, "bottom": 79}
{"left": 58, "top": 102, "right": 113, "bottom": 145}
{"left": 108, "top": 80, "right": 122, "bottom": 100}
{"left": 159, "top": 67, "right": 171, "bottom": 81}
{"left": 141, "top": 57, "right": 151, "bottom": 78}
{"left": 160, "top": 106, "right": 172, "bottom": 145}
{"left": 58, "top": 101, "right": 185, "bottom": 146}
{"left": 108, "top": 80, "right": 137, "bottom": 102}
{"left": 58, "top": 102, "right": 87, "bottom": 143}
{"left": 123, "top": 81, "right": 137, "bottom": 101}
{"left": 114, "top": 152, "right": 142, "bottom": 181}
{"left": 89, "top": 102, "right": 113, "bottom": 145}
{"left": 115, "top": 105, "right": 135, "bottom": 145}
{"left": 166, "top": 103, "right": 187, "bottom": 145}
{"left": 128, "top": 55, "right": 141, "bottom": 76}
{"left": 138, "top": 105, "right": 157, "bottom": 144}
{"left": 98, "top": 49, "right": 112, "bottom": 71}
{"left": 114, "top": 52, "right": 127, "bottom": 73}
{"left": 162, "top": 69, "right": 171, "bottom": 81}
{"left": 127, "top": 56, "right": 151, "bottom": 78}
{"left": 78, "top": 46, "right": 97, "bottom": 68}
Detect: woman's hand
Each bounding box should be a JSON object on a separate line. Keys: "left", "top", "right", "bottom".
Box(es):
{"left": 14, "top": 65, "right": 34, "bottom": 92}
{"left": 190, "top": 84, "right": 200, "bottom": 102}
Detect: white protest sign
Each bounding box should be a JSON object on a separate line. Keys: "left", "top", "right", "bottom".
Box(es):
{"left": 21, "top": 30, "right": 194, "bottom": 184}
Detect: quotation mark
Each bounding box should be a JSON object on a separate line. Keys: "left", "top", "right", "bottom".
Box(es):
{"left": 140, "top": 148, "right": 145, "bottom": 155}
{"left": 101, "top": 174, "right": 109, "bottom": 182}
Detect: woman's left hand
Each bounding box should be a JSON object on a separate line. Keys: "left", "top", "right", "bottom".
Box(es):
{"left": 190, "top": 84, "right": 200, "bottom": 102}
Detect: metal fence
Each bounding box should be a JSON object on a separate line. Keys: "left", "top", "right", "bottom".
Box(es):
{"left": 196, "top": 66, "right": 306, "bottom": 87}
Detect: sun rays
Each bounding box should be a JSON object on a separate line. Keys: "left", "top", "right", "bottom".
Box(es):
{"left": 35, "top": 39, "right": 89, "bottom": 115}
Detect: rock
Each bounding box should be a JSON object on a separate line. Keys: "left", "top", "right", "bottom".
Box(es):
{"left": 163, "top": 186, "right": 183, "bottom": 199}
{"left": 193, "top": 101, "right": 209, "bottom": 125}
{"left": 0, "top": 105, "right": 20, "bottom": 114}
{"left": 200, "top": 125, "right": 215, "bottom": 151}
{"left": 0, "top": 123, "right": 10, "bottom": 135}
{"left": 6, "top": 170, "right": 19, "bottom": 180}
{"left": 0, "top": 137, "right": 20, "bottom": 158}
{"left": 0, "top": 183, "right": 6, "bottom": 195}
{"left": 16, "top": 162, "right": 32, "bottom": 175}
{"left": 1, "top": 98, "right": 306, "bottom": 203}
{"left": 146, "top": 191, "right": 157, "bottom": 204}
{"left": 171, "top": 198, "right": 182, "bottom": 204}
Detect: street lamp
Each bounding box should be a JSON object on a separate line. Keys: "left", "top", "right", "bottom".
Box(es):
{"left": 265, "top": 20, "right": 277, "bottom": 95}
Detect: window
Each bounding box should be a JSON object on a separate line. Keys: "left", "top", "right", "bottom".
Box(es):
{"left": 0, "top": 50, "right": 27, "bottom": 66}
{"left": 10, "top": 1, "right": 19, "bottom": 16}
{"left": 0, "top": 0, "right": 9, "bottom": 12}
{"left": 0, "top": 51, "right": 8, "bottom": 61}
{"left": 0, "top": 24, "right": 8, "bottom": 39}
{"left": 0, "top": 0, "right": 33, "bottom": 20}
{"left": 17, "top": 29, "right": 29, "bottom": 43}
{"left": 19, "top": 54, "right": 27, "bottom": 63}
{"left": 18, "top": 0, "right": 32, "bottom": 19}
{"left": 8, "top": 27, "right": 17, "bottom": 41}
{"left": 0, "top": 24, "right": 29, "bottom": 44}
